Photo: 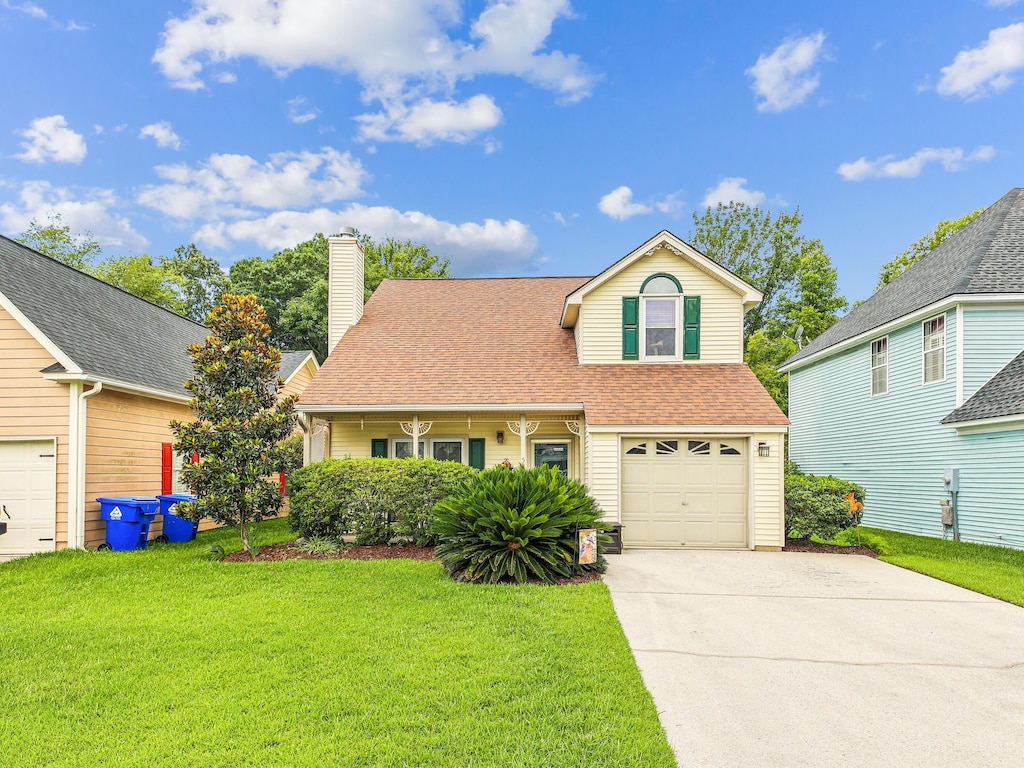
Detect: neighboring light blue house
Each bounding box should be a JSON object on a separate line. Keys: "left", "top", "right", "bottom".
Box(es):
{"left": 781, "top": 188, "right": 1024, "bottom": 549}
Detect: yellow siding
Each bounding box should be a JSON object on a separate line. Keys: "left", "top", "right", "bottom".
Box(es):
{"left": 329, "top": 415, "right": 582, "bottom": 476}
{"left": 83, "top": 389, "right": 197, "bottom": 548}
{"left": 751, "top": 432, "right": 785, "bottom": 549}
{"left": 0, "top": 305, "right": 71, "bottom": 547}
{"left": 586, "top": 431, "right": 620, "bottom": 521}
{"left": 281, "top": 357, "right": 317, "bottom": 400}
{"left": 576, "top": 248, "right": 745, "bottom": 363}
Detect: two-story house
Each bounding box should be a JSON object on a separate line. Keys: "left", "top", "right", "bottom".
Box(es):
{"left": 297, "top": 230, "right": 788, "bottom": 550}
{"left": 782, "top": 188, "right": 1024, "bottom": 549}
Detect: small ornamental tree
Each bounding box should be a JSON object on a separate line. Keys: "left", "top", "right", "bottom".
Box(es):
{"left": 171, "top": 294, "right": 298, "bottom": 557}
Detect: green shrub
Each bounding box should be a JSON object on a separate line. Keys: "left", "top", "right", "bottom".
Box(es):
{"left": 288, "top": 458, "right": 477, "bottom": 545}
{"left": 298, "top": 536, "right": 344, "bottom": 555}
{"left": 278, "top": 432, "right": 305, "bottom": 475}
{"left": 432, "top": 465, "right": 609, "bottom": 585}
{"left": 785, "top": 473, "right": 865, "bottom": 540}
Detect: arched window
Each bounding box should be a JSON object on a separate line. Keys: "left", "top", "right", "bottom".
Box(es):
{"left": 640, "top": 274, "right": 682, "bottom": 358}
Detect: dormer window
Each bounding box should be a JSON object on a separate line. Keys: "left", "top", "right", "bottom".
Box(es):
{"left": 641, "top": 273, "right": 681, "bottom": 359}
{"left": 622, "top": 274, "right": 701, "bottom": 361}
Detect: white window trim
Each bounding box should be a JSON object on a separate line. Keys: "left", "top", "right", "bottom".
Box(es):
{"left": 391, "top": 437, "right": 425, "bottom": 459}
{"left": 922, "top": 314, "right": 947, "bottom": 385}
{"left": 428, "top": 437, "right": 468, "bottom": 464}
{"left": 639, "top": 294, "right": 681, "bottom": 361}
{"left": 870, "top": 336, "right": 888, "bottom": 397}
{"left": 530, "top": 437, "right": 574, "bottom": 478}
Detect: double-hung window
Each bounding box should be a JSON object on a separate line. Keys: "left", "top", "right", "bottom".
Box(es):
{"left": 641, "top": 275, "right": 681, "bottom": 359}
{"left": 871, "top": 337, "right": 888, "bottom": 395}
{"left": 923, "top": 315, "right": 945, "bottom": 383}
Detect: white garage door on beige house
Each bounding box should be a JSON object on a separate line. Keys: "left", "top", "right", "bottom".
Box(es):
{"left": 0, "top": 439, "right": 57, "bottom": 560}
{"left": 621, "top": 436, "right": 748, "bottom": 548}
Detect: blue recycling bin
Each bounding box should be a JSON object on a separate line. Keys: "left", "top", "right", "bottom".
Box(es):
{"left": 97, "top": 497, "right": 159, "bottom": 551}
{"left": 157, "top": 494, "right": 200, "bottom": 543}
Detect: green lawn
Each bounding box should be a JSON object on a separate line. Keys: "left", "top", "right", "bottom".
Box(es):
{"left": 0, "top": 520, "right": 674, "bottom": 767}
{"left": 841, "top": 526, "right": 1024, "bottom": 607}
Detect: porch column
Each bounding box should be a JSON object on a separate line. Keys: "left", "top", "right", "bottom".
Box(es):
{"left": 519, "top": 413, "right": 528, "bottom": 466}
{"left": 412, "top": 414, "right": 420, "bottom": 459}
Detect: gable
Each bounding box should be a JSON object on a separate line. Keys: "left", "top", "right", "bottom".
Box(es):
{"left": 572, "top": 246, "right": 749, "bottom": 364}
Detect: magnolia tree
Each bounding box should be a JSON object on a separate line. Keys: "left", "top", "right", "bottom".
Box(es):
{"left": 171, "top": 294, "right": 298, "bottom": 557}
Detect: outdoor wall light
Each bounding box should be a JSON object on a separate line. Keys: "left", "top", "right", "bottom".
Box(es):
{"left": 758, "top": 441, "right": 770, "bottom": 458}
{"left": 496, "top": 431, "right": 505, "bottom": 444}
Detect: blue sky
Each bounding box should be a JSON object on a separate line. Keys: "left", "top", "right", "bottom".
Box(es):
{"left": 1, "top": 1, "right": 1022, "bottom": 303}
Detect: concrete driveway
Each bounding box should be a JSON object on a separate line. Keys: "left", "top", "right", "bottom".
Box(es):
{"left": 605, "top": 550, "right": 1024, "bottom": 768}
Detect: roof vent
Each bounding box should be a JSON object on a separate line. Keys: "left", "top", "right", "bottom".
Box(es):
{"left": 337, "top": 226, "right": 356, "bottom": 238}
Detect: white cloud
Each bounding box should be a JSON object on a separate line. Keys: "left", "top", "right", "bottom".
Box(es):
{"left": 287, "top": 96, "right": 319, "bottom": 125}
{"left": 598, "top": 186, "right": 652, "bottom": 221}
{"left": 0, "top": 180, "right": 148, "bottom": 250}
{"left": 136, "top": 147, "right": 369, "bottom": 220}
{"left": 139, "top": 121, "right": 183, "bottom": 150}
{"left": 937, "top": 23, "right": 1024, "bottom": 99}
{"left": 701, "top": 178, "right": 767, "bottom": 207}
{"left": 747, "top": 31, "right": 827, "bottom": 113}
{"left": 193, "top": 204, "right": 537, "bottom": 275}
{"left": 14, "top": 115, "right": 87, "bottom": 164}
{"left": 654, "top": 193, "right": 684, "bottom": 217}
{"left": 356, "top": 94, "right": 502, "bottom": 145}
{"left": 837, "top": 145, "right": 995, "bottom": 181}
{"left": 1, "top": 0, "right": 47, "bottom": 19}
{"left": 152, "top": 0, "right": 594, "bottom": 144}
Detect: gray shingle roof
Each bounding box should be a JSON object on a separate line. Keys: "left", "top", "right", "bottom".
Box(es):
{"left": 1, "top": 235, "right": 311, "bottom": 398}
{"left": 786, "top": 188, "right": 1024, "bottom": 367}
{"left": 279, "top": 350, "right": 314, "bottom": 381}
{"left": 941, "top": 348, "right": 1024, "bottom": 424}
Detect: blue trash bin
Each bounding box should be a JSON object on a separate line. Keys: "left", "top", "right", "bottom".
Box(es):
{"left": 97, "top": 497, "right": 159, "bottom": 551}
{"left": 157, "top": 494, "right": 200, "bottom": 543}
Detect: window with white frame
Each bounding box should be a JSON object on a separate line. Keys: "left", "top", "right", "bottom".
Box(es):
{"left": 641, "top": 275, "right": 681, "bottom": 360}
{"left": 392, "top": 439, "right": 425, "bottom": 459}
{"left": 922, "top": 316, "right": 945, "bottom": 383}
{"left": 871, "top": 337, "right": 888, "bottom": 395}
{"left": 431, "top": 439, "right": 465, "bottom": 463}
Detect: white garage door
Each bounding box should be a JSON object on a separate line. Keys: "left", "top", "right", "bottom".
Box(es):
{"left": 0, "top": 440, "right": 57, "bottom": 560}
{"left": 621, "top": 437, "right": 748, "bottom": 548}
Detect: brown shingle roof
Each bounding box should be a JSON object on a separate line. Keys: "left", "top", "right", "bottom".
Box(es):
{"left": 299, "top": 277, "right": 788, "bottom": 427}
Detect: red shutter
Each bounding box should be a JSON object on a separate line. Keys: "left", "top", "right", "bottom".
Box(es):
{"left": 279, "top": 473, "right": 286, "bottom": 497}
{"left": 161, "top": 443, "right": 173, "bottom": 495}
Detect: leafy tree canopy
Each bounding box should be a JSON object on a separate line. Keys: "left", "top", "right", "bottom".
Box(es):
{"left": 92, "top": 254, "right": 179, "bottom": 311}
{"left": 17, "top": 213, "right": 102, "bottom": 270}
{"left": 162, "top": 243, "right": 231, "bottom": 323}
{"left": 229, "top": 231, "right": 449, "bottom": 361}
{"left": 170, "top": 294, "right": 298, "bottom": 558}
{"left": 876, "top": 208, "right": 983, "bottom": 289}
{"left": 690, "top": 203, "right": 847, "bottom": 413}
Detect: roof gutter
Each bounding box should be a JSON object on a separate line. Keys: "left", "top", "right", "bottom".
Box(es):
{"left": 296, "top": 402, "right": 585, "bottom": 414}
{"left": 42, "top": 371, "right": 191, "bottom": 405}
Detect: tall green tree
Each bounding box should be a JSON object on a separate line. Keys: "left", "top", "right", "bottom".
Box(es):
{"left": 230, "top": 231, "right": 449, "bottom": 361}
{"left": 876, "top": 208, "right": 983, "bottom": 289}
{"left": 690, "top": 203, "right": 847, "bottom": 413}
{"left": 162, "top": 243, "right": 231, "bottom": 322}
{"left": 92, "top": 254, "right": 179, "bottom": 310}
{"left": 17, "top": 213, "right": 102, "bottom": 270}
{"left": 170, "top": 294, "right": 298, "bottom": 558}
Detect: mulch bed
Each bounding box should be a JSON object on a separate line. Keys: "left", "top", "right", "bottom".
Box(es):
{"left": 221, "top": 540, "right": 605, "bottom": 584}
{"left": 784, "top": 537, "right": 877, "bottom": 557}
{"left": 222, "top": 541, "right": 436, "bottom": 562}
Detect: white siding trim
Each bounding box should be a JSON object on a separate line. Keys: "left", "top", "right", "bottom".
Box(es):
{"left": 955, "top": 303, "right": 964, "bottom": 406}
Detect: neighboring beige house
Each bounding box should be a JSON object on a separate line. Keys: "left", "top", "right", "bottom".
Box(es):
{"left": 298, "top": 230, "right": 788, "bottom": 550}
{"left": 0, "top": 235, "right": 318, "bottom": 559}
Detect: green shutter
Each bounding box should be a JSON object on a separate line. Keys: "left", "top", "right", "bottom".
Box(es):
{"left": 371, "top": 438, "right": 388, "bottom": 458}
{"left": 684, "top": 295, "right": 700, "bottom": 359}
{"left": 468, "top": 438, "right": 486, "bottom": 470}
{"left": 622, "top": 296, "right": 639, "bottom": 360}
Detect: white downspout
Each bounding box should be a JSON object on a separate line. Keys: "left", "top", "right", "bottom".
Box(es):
{"left": 75, "top": 381, "right": 103, "bottom": 549}
{"left": 67, "top": 381, "right": 82, "bottom": 549}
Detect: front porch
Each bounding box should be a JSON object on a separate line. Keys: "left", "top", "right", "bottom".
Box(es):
{"left": 308, "top": 411, "right": 587, "bottom": 480}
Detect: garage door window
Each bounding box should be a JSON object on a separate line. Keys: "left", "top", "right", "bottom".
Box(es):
{"left": 688, "top": 440, "right": 711, "bottom": 455}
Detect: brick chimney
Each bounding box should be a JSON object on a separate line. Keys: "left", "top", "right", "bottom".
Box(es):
{"left": 327, "top": 227, "right": 364, "bottom": 356}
